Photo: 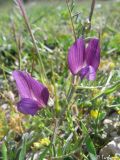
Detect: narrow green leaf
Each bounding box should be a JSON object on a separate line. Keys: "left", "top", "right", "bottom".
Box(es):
{"left": 1, "top": 142, "right": 7, "bottom": 160}
{"left": 19, "top": 139, "right": 26, "bottom": 160}
{"left": 92, "top": 80, "right": 120, "bottom": 101}
{"left": 39, "top": 145, "right": 50, "bottom": 160}
{"left": 81, "top": 122, "right": 97, "bottom": 160}
{"left": 104, "top": 81, "right": 120, "bottom": 95}
{"left": 0, "top": 64, "right": 12, "bottom": 74}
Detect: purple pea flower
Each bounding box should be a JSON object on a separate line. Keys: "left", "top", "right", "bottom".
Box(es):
{"left": 13, "top": 70, "right": 49, "bottom": 116}
{"left": 68, "top": 38, "right": 100, "bottom": 80}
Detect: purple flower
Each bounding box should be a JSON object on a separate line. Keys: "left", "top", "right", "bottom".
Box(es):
{"left": 13, "top": 70, "right": 49, "bottom": 116}
{"left": 68, "top": 38, "right": 100, "bottom": 80}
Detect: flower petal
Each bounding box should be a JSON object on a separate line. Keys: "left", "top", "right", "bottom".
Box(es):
{"left": 13, "top": 70, "right": 49, "bottom": 106}
{"left": 80, "top": 65, "right": 96, "bottom": 81}
{"left": 86, "top": 66, "right": 96, "bottom": 80}
{"left": 80, "top": 66, "right": 89, "bottom": 80}
{"left": 40, "top": 87, "right": 50, "bottom": 106}
{"left": 86, "top": 38, "right": 100, "bottom": 71}
{"left": 17, "top": 98, "right": 39, "bottom": 116}
{"left": 68, "top": 38, "right": 85, "bottom": 75}
{"left": 13, "top": 70, "right": 32, "bottom": 98}
{"left": 27, "top": 74, "right": 49, "bottom": 106}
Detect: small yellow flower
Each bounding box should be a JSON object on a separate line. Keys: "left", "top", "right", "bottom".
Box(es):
{"left": 32, "top": 142, "right": 41, "bottom": 149}
{"left": 39, "top": 138, "right": 50, "bottom": 146}
{"left": 109, "top": 62, "right": 115, "bottom": 70}
{"left": 112, "top": 156, "right": 120, "bottom": 160}
{"left": 31, "top": 138, "right": 50, "bottom": 151}
{"left": 102, "top": 33, "right": 108, "bottom": 39}
{"left": 0, "top": 130, "right": 5, "bottom": 139}
{"left": 117, "top": 110, "right": 120, "bottom": 115}
{"left": 90, "top": 110, "right": 99, "bottom": 119}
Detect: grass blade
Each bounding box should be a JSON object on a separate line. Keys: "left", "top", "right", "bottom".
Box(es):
{"left": 1, "top": 142, "right": 7, "bottom": 160}
{"left": 81, "top": 122, "right": 97, "bottom": 160}
{"left": 19, "top": 139, "right": 26, "bottom": 160}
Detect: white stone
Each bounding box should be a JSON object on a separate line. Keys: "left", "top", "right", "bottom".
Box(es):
{"left": 99, "top": 137, "right": 120, "bottom": 158}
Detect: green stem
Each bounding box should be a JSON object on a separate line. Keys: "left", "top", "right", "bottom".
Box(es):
{"left": 66, "top": 0, "right": 77, "bottom": 41}
{"left": 95, "top": 103, "right": 102, "bottom": 135}
{"left": 89, "top": 0, "right": 96, "bottom": 22}
{"left": 11, "top": 19, "right": 22, "bottom": 70}
{"left": 51, "top": 118, "right": 59, "bottom": 156}
{"left": 67, "top": 79, "right": 76, "bottom": 103}
{"left": 51, "top": 148, "right": 80, "bottom": 159}
{"left": 50, "top": 76, "right": 77, "bottom": 150}
{"left": 88, "top": 0, "right": 96, "bottom": 30}
{"left": 17, "top": 0, "right": 46, "bottom": 82}
{"left": 82, "top": 0, "right": 96, "bottom": 37}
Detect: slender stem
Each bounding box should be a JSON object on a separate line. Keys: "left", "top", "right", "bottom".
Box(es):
{"left": 59, "top": 76, "right": 76, "bottom": 125}
{"left": 17, "top": 1, "right": 38, "bottom": 54}
{"left": 17, "top": 0, "right": 46, "bottom": 81}
{"left": 67, "top": 76, "right": 75, "bottom": 102}
{"left": 95, "top": 103, "right": 102, "bottom": 135}
{"left": 102, "top": 71, "right": 113, "bottom": 92}
{"left": 88, "top": 0, "right": 96, "bottom": 30}
{"left": 66, "top": 0, "right": 77, "bottom": 41}
{"left": 81, "top": 0, "right": 96, "bottom": 37}
{"left": 89, "top": 0, "right": 96, "bottom": 22}
{"left": 94, "top": 72, "right": 113, "bottom": 135}
{"left": 52, "top": 119, "right": 59, "bottom": 145}
{"left": 3, "top": 69, "right": 10, "bottom": 91}
{"left": 11, "top": 19, "right": 21, "bottom": 70}
{"left": 51, "top": 118, "right": 59, "bottom": 156}
{"left": 81, "top": 26, "right": 85, "bottom": 38}
{"left": 77, "top": 85, "right": 102, "bottom": 90}
{"left": 18, "top": 36, "right": 22, "bottom": 70}
{"left": 51, "top": 76, "right": 77, "bottom": 147}
{"left": 67, "top": 85, "right": 75, "bottom": 103}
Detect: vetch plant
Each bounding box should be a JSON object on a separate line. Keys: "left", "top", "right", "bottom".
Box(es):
{"left": 2, "top": 0, "right": 120, "bottom": 159}
{"left": 11, "top": 0, "right": 100, "bottom": 159}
